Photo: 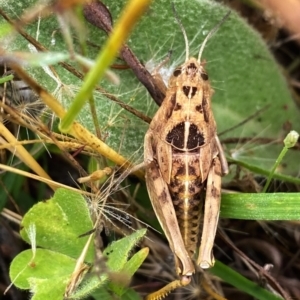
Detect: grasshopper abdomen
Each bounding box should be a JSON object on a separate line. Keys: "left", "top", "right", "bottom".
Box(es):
{"left": 169, "top": 152, "right": 204, "bottom": 257}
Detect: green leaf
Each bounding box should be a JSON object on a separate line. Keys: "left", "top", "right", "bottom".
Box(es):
{"left": 9, "top": 188, "right": 94, "bottom": 299}
{"left": 20, "top": 188, "right": 94, "bottom": 262}
{"left": 9, "top": 248, "right": 77, "bottom": 300}
{"left": 71, "top": 229, "right": 147, "bottom": 299}
{"left": 122, "top": 247, "right": 149, "bottom": 279}
{"left": 10, "top": 187, "right": 148, "bottom": 299}
{"left": 105, "top": 228, "right": 147, "bottom": 272}
{"left": 221, "top": 193, "right": 300, "bottom": 220}
{"left": 108, "top": 246, "right": 149, "bottom": 296}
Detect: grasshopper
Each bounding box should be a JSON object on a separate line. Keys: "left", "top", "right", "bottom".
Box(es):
{"left": 144, "top": 9, "right": 230, "bottom": 299}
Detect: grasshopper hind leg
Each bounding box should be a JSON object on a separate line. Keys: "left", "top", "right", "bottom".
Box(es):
{"left": 197, "top": 156, "right": 222, "bottom": 268}
{"left": 145, "top": 275, "right": 191, "bottom": 300}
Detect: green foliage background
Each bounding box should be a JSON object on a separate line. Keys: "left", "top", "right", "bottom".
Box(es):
{"left": 1, "top": 0, "right": 298, "bottom": 174}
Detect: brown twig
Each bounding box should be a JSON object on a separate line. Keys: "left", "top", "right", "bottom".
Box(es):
{"left": 83, "top": 1, "right": 165, "bottom": 106}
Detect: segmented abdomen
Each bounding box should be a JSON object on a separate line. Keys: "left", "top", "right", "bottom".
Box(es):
{"left": 169, "top": 153, "right": 204, "bottom": 257}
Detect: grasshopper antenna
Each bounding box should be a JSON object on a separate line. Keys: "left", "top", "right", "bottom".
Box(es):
{"left": 198, "top": 11, "right": 231, "bottom": 62}
{"left": 171, "top": 2, "right": 189, "bottom": 62}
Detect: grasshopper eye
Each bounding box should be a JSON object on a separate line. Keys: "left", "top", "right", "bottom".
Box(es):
{"left": 201, "top": 72, "right": 208, "bottom": 81}
{"left": 173, "top": 68, "right": 181, "bottom": 77}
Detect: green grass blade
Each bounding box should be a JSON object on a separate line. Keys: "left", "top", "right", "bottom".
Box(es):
{"left": 210, "top": 261, "right": 283, "bottom": 300}
{"left": 221, "top": 193, "right": 300, "bottom": 220}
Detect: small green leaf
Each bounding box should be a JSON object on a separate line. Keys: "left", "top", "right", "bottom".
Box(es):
{"left": 11, "top": 189, "right": 147, "bottom": 299}
{"left": 122, "top": 247, "right": 149, "bottom": 278}
{"left": 68, "top": 229, "right": 147, "bottom": 299}
{"left": 10, "top": 249, "right": 77, "bottom": 300}
{"left": 105, "top": 228, "right": 147, "bottom": 272}
{"left": 109, "top": 247, "right": 149, "bottom": 296}
{"left": 20, "top": 188, "right": 94, "bottom": 262}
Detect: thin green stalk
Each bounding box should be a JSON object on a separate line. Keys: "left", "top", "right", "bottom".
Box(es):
{"left": 262, "top": 130, "right": 299, "bottom": 192}
{"left": 0, "top": 74, "right": 13, "bottom": 83}
{"left": 60, "top": 0, "right": 153, "bottom": 133}
{"left": 227, "top": 158, "right": 300, "bottom": 186}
